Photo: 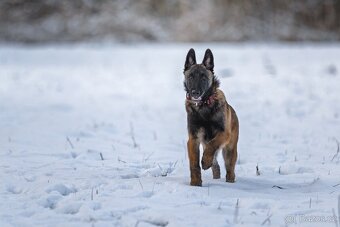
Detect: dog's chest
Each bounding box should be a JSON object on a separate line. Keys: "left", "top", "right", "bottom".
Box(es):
{"left": 196, "top": 123, "right": 219, "bottom": 143}
{"left": 197, "top": 127, "right": 211, "bottom": 144}
{"left": 188, "top": 110, "right": 225, "bottom": 143}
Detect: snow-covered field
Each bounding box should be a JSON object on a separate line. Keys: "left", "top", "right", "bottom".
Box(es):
{"left": 1, "top": 43, "right": 340, "bottom": 226}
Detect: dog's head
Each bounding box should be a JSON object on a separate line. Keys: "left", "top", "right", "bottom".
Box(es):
{"left": 183, "top": 48, "right": 216, "bottom": 101}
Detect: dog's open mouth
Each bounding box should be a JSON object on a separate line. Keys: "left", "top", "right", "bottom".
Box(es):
{"left": 191, "top": 97, "right": 202, "bottom": 102}
{"left": 190, "top": 96, "right": 202, "bottom": 106}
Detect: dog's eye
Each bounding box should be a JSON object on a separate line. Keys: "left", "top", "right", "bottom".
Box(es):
{"left": 202, "top": 77, "right": 207, "bottom": 81}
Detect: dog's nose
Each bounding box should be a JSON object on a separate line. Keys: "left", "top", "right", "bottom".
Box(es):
{"left": 191, "top": 90, "right": 200, "bottom": 97}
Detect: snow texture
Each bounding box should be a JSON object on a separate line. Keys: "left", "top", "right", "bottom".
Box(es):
{"left": 0, "top": 43, "right": 340, "bottom": 226}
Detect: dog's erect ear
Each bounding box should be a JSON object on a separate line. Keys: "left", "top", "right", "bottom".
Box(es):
{"left": 184, "top": 48, "right": 196, "bottom": 71}
{"left": 202, "top": 49, "right": 214, "bottom": 72}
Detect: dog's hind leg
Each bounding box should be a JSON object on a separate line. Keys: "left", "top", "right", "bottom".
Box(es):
{"left": 212, "top": 151, "right": 221, "bottom": 179}
{"left": 222, "top": 145, "right": 237, "bottom": 183}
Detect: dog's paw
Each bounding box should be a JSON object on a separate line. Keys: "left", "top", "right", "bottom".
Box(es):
{"left": 226, "top": 173, "right": 235, "bottom": 183}
{"left": 212, "top": 164, "right": 221, "bottom": 179}
{"left": 190, "top": 179, "right": 202, "bottom": 186}
{"left": 201, "top": 157, "right": 213, "bottom": 170}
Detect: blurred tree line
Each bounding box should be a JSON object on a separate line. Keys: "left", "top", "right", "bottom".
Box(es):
{"left": 0, "top": 0, "right": 339, "bottom": 43}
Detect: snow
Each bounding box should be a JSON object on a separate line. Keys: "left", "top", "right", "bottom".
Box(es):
{"left": 0, "top": 43, "right": 340, "bottom": 226}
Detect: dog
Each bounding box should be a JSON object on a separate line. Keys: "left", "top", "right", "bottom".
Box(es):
{"left": 183, "top": 48, "right": 239, "bottom": 186}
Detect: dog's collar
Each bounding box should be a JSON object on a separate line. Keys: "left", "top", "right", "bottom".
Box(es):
{"left": 186, "top": 92, "right": 217, "bottom": 107}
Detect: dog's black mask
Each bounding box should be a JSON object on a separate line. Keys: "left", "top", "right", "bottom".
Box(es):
{"left": 183, "top": 48, "right": 215, "bottom": 100}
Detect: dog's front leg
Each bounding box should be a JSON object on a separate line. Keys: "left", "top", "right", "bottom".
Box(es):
{"left": 187, "top": 134, "right": 202, "bottom": 186}
{"left": 201, "top": 133, "right": 228, "bottom": 170}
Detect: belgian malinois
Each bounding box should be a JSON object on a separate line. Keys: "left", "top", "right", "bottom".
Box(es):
{"left": 184, "top": 48, "right": 239, "bottom": 186}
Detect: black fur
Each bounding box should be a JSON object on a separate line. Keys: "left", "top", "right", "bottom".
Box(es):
{"left": 186, "top": 77, "right": 225, "bottom": 142}
{"left": 202, "top": 49, "right": 214, "bottom": 72}
{"left": 184, "top": 49, "right": 217, "bottom": 99}
{"left": 184, "top": 75, "right": 220, "bottom": 103}
{"left": 187, "top": 105, "right": 225, "bottom": 142}
{"left": 184, "top": 48, "right": 225, "bottom": 141}
{"left": 184, "top": 48, "right": 197, "bottom": 71}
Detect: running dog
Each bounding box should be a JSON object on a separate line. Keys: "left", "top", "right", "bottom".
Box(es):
{"left": 183, "top": 48, "right": 239, "bottom": 186}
